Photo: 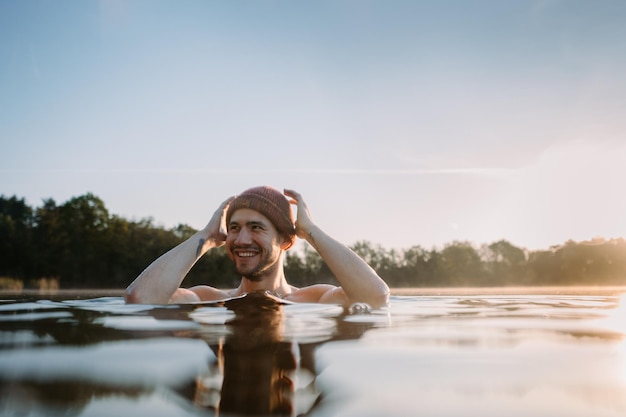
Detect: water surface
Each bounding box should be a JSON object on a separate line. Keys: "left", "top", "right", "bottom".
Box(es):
{"left": 1, "top": 288, "right": 625, "bottom": 416}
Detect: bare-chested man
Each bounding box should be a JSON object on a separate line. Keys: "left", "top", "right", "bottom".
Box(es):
{"left": 124, "top": 186, "right": 389, "bottom": 308}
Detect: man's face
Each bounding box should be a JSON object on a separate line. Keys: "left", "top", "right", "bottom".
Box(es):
{"left": 225, "top": 208, "right": 286, "bottom": 281}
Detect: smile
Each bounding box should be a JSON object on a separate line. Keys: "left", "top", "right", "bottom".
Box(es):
{"left": 232, "top": 246, "right": 261, "bottom": 258}
{"left": 236, "top": 251, "right": 258, "bottom": 258}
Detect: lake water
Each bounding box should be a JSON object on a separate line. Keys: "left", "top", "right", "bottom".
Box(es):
{"left": 1, "top": 287, "right": 626, "bottom": 417}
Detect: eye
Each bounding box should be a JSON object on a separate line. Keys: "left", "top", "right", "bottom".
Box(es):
{"left": 228, "top": 224, "right": 240, "bottom": 232}
{"left": 249, "top": 222, "right": 266, "bottom": 231}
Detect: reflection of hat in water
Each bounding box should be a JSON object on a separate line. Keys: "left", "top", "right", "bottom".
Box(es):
{"left": 226, "top": 186, "right": 296, "bottom": 248}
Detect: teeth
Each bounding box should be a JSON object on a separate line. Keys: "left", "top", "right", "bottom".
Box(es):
{"left": 238, "top": 252, "right": 257, "bottom": 257}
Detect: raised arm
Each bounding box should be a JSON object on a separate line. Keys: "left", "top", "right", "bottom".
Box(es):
{"left": 284, "top": 189, "right": 390, "bottom": 309}
{"left": 124, "top": 197, "right": 234, "bottom": 304}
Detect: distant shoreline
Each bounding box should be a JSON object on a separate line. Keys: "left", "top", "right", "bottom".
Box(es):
{"left": 389, "top": 286, "right": 626, "bottom": 296}
{"left": 1, "top": 286, "right": 625, "bottom": 300}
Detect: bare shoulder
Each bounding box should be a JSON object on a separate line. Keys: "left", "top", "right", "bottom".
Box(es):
{"left": 286, "top": 284, "right": 350, "bottom": 306}
{"left": 169, "top": 286, "right": 233, "bottom": 303}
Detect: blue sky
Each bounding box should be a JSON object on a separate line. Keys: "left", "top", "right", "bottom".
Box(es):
{"left": 1, "top": 0, "right": 626, "bottom": 251}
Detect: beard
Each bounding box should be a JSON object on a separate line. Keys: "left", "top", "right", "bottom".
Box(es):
{"left": 230, "top": 245, "right": 282, "bottom": 282}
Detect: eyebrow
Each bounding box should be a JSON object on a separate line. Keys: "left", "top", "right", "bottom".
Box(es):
{"left": 247, "top": 220, "right": 268, "bottom": 228}
{"left": 229, "top": 220, "right": 269, "bottom": 228}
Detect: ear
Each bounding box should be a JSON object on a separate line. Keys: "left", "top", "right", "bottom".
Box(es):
{"left": 280, "top": 235, "right": 294, "bottom": 250}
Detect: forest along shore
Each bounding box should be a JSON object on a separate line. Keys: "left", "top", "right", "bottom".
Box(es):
{"left": 2, "top": 194, "right": 626, "bottom": 291}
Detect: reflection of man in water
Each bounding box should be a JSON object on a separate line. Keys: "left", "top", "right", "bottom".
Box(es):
{"left": 125, "top": 186, "right": 389, "bottom": 308}
{"left": 189, "top": 293, "right": 373, "bottom": 416}
{"left": 216, "top": 295, "right": 296, "bottom": 415}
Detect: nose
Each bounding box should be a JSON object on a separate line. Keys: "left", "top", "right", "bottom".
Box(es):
{"left": 234, "top": 227, "right": 252, "bottom": 245}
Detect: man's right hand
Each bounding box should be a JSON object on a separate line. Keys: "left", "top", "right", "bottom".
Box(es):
{"left": 204, "top": 196, "right": 235, "bottom": 246}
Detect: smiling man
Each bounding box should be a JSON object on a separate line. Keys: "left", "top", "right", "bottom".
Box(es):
{"left": 124, "top": 186, "right": 389, "bottom": 308}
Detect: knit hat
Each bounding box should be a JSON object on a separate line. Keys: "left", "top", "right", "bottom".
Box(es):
{"left": 226, "top": 186, "right": 296, "bottom": 248}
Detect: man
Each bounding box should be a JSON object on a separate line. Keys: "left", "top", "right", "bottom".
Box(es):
{"left": 124, "top": 186, "right": 389, "bottom": 308}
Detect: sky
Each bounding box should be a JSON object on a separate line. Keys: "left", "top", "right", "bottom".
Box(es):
{"left": 1, "top": 0, "right": 626, "bottom": 252}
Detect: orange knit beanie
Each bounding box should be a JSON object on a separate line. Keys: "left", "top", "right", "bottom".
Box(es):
{"left": 226, "top": 186, "right": 296, "bottom": 248}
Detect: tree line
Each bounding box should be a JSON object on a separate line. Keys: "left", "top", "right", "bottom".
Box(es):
{"left": 1, "top": 193, "right": 625, "bottom": 290}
